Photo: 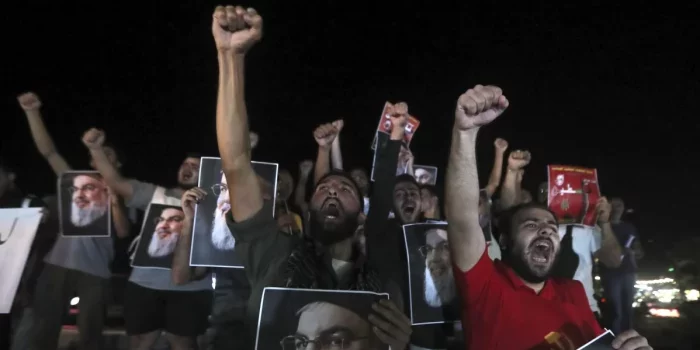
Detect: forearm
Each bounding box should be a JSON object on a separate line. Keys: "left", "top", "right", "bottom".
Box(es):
{"left": 485, "top": 151, "right": 505, "bottom": 197}
{"left": 110, "top": 199, "right": 131, "bottom": 238}
{"left": 498, "top": 169, "right": 521, "bottom": 210}
{"left": 313, "top": 147, "right": 331, "bottom": 185}
{"left": 445, "top": 128, "right": 485, "bottom": 272}
{"left": 25, "top": 111, "right": 71, "bottom": 175}
{"left": 89, "top": 148, "right": 133, "bottom": 201}
{"left": 330, "top": 135, "right": 343, "bottom": 170}
{"left": 216, "top": 53, "right": 262, "bottom": 221}
{"left": 172, "top": 217, "right": 195, "bottom": 284}
{"left": 597, "top": 223, "right": 623, "bottom": 268}
{"left": 406, "top": 161, "right": 414, "bottom": 178}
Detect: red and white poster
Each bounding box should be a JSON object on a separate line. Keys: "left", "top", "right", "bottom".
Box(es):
{"left": 547, "top": 165, "right": 600, "bottom": 227}
{"left": 370, "top": 102, "right": 420, "bottom": 150}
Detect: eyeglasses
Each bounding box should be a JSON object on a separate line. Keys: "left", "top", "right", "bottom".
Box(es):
{"left": 67, "top": 184, "right": 100, "bottom": 195}
{"left": 211, "top": 183, "right": 228, "bottom": 196}
{"left": 153, "top": 215, "right": 183, "bottom": 226}
{"left": 279, "top": 334, "right": 369, "bottom": 350}
{"left": 418, "top": 243, "right": 449, "bottom": 257}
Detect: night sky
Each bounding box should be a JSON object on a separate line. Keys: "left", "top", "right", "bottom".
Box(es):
{"left": 2, "top": 2, "right": 698, "bottom": 264}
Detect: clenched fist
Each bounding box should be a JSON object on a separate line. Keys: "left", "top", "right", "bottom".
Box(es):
{"left": 507, "top": 150, "right": 531, "bottom": 170}
{"left": 17, "top": 92, "right": 42, "bottom": 111}
{"left": 313, "top": 123, "right": 339, "bottom": 148}
{"left": 182, "top": 187, "right": 207, "bottom": 219}
{"left": 494, "top": 138, "right": 509, "bottom": 152}
{"left": 299, "top": 160, "right": 313, "bottom": 176}
{"left": 82, "top": 128, "right": 106, "bottom": 150}
{"left": 455, "top": 85, "right": 509, "bottom": 130}
{"left": 212, "top": 5, "right": 263, "bottom": 54}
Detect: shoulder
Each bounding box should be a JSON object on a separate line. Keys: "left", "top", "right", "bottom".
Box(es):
{"left": 550, "top": 277, "right": 588, "bottom": 302}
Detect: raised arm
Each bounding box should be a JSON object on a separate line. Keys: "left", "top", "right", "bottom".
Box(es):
{"left": 330, "top": 119, "right": 344, "bottom": 170}
{"left": 295, "top": 160, "right": 313, "bottom": 215}
{"left": 484, "top": 138, "right": 508, "bottom": 197}
{"left": 213, "top": 5, "right": 264, "bottom": 222}
{"left": 82, "top": 129, "right": 135, "bottom": 202}
{"left": 17, "top": 92, "right": 72, "bottom": 175}
{"left": 593, "top": 196, "right": 623, "bottom": 268}
{"left": 312, "top": 123, "right": 339, "bottom": 185}
{"left": 109, "top": 188, "right": 131, "bottom": 238}
{"left": 497, "top": 150, "right": 531, "bottom": 210}
{"left": 447, "top": 85, "right": 508, "bottom": 272}
{"left": 172, "top": 187, "right": 209, "bottom": 284}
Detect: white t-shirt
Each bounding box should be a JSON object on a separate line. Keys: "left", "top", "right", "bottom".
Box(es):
{"left": 558, "top": 225, "right": 602, "bottom": 313}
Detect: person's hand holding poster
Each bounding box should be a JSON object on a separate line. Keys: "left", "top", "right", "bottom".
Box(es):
{"left": 190, "top": 157, "right": 279, "bottom": 268}
{"left": 0, "top": 208, "right": 43, "bottom": 313}
{"left": 547, "top": 165, "right": 600, "bottom": 226}
{"left": 131, "top": 203, "right": 185, "bottom": 269}
{"left": 371, "top": 101, "right": 420, "bottom": 150}
{"left": 58, "top": 171, "right": 111, "bottom": 237}
{"left": 256, "top": 288, "right": 395, "bottom": 350}
{"left": 403, "top": 222, "right": 461, "bottom": 325}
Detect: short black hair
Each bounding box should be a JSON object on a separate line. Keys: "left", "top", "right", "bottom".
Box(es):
{"left": 419, "top": 184, "right": 439, "bottom": 198}
{"left": 498, "top": 202, "right": 558, "bottom": 239}
{"left": 316, "top": 170, "right": 364, "bottom": 211}
{"left": 394, "top": 174, "right": 419, "bottom": 189}
{"left": 185, "top": 152, "right": 204, "bottom": 161}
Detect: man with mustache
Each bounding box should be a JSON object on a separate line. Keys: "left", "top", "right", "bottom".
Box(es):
{"left": 212, "top": 6, "right": 411, "bottom": 348}
{"left": 446, "top": 84, "right": 650, "bottom": 349}
{"left": 147, "top": 208, "right": 184, "bottom": 258}
{"left": 421, "top": 228, "right": 457, "bottom": 309}
{"left": 69, "top": 174, "right": 109, "bottom": 228}
{"left": 83, "top": 129, "right": 212, "bottom": 350}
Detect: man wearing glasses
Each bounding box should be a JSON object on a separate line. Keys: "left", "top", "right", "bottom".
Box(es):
{"left": 281, "top": 301, "right": 382, "bottom": 350}
{"left": 419, "top": 228, "right": 457, "bottom": 309}
{"left": 147, "top": 208, "right": 185, "bottom": 258}
{"left": 68, "top": 174, "right": 109, "bottom": 229}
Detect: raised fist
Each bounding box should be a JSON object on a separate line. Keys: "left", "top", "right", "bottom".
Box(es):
{"left": 507, "top": 150, "right": 531, "bottom": 170}
{"left": 332, "top": 119, "right": 344, "bottom": 133}
{"left": 313, "top": 123, "right": 339, "bottom": 148}
{"left": 82, "top": 128, "right": 106, "bottom": 150}
{"left": 455, "top": 85, "right": 509, "bottom": 130}
{"left": 596, "top": 196, "right": 612, "bottom": 224}
{"left": 249, "top": 131, "right": 259, "bottom": 149}
{"left": 494, "top": 138, "right": 509, "bottom": 152}
{"left": 212, "top": 5, "right": 263, "bottom": 54}
{"left": 299, "top": 160, "right": 313, "bottom": 176}
{"left": 388, "top": 102, "right": 408, "bottom": 133}
{"left": 17, "top": 92, "right": 42, "bottom": 111}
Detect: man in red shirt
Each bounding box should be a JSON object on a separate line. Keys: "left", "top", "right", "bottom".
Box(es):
{"left": 444, "top": 84, "right": 652, "bottom": 350}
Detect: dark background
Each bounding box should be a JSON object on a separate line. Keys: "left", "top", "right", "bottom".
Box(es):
{"left": 131, "top": 203, "right": 182, "bottom": 269}
{"left": 2, "top": 2, "right": 698, "bottom": 267}
{"left": 58, "top": 171, "right": 111, "bottom": 237}
{"left": 256, "top": 288, "right": 389, "bottom": 350}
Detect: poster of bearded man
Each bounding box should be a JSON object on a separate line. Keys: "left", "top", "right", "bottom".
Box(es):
{"left": 58, "top": 171, "right": 111, "bottom": 237}
{"left": 403, "top": 222, "right": 461, "bottom": 325}
{"left": 189, "top": 157, "right": 278, "bottom": 268}
{"left": 131, "top": 203, "right": 185, "bottom": 269}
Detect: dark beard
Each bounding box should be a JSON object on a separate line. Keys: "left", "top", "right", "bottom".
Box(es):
{"left": 503, "top": 247, "right": 558, "bottom": 284}
{"left": 308, "top": 209, "right": 357, "bottom": 246}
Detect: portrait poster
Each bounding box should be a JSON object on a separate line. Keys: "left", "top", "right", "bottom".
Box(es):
{"left": 131, "top": 203, "right": 185, "bottom": 269}
{"left": 0, "top": 208, "right": 42, "bottom": 313}
{"left": 413, "top": 165, "right": 438, "bottom": 186}
{"left": 547, "top": 165, "right": 600, "bottom": 227}
{"left": 58, "top": 171, "right": 111, "bottom": 237}
{"left": 190, "top": 157, "right": 279, "bottom": 268}
{"left": 370, "top": 101, "right": 420, "bottom": 150}
{"left": 370, "top": 133, "right": 414, "bottom": 182}
{"left": 403, "top": 222, "right": 461, "bottom": 325}
{"left": 256, "top": 287, "right": 390, "bottom": 350}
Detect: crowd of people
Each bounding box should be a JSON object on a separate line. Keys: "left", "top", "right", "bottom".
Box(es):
{"left": 0, "top": 4, "right": 651, "bottom": 350}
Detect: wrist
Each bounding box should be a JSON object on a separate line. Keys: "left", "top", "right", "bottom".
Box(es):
{"left": 318, "top": 145, "right": 331, "bottom": 152}
{"left": 390, "top": 128, "right": 405, "bottom": 140}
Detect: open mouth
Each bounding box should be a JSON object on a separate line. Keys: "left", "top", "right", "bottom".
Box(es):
{"left": 530, "top": 238, "right": 553, "bottom": 264}
{"left": 74, "top": 199, "right": 88, "bottom": 208}
{"left": 182, "top": 172, "right": 193, "bottom": 181}
{"left": 402, "top": 204, "right": 416, "bottom": 216}
{"left": 323, "top": 201, "right": 341, "bottom": 220}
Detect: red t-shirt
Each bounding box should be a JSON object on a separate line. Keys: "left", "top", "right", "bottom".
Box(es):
{"left": 454, "top": 250, "right": 603, "bottom": 350}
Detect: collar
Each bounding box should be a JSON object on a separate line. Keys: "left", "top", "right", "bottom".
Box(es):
{"left": 495, "top": 260, "right": 556, "bottom": 299}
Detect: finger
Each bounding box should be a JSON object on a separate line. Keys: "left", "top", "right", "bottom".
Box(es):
{"left": 475, "top": 85, "right": 494, "bottom": 110}
{"left": 463, "top": 95, "right": 478, "bottom": 115}
{"left": 612, "top": 330, "right": 640, "bottom": 349}
{"left": 372, "top": 326, "right": 396, "bottom": 346}
{"left": 372, "top": 303, "right": 411, "bottom": 336}
{"left": 498, "top": 95, "right": 509, "bottom": 109}
{"left": 213, "top": 6, "right": 228, "bottom": 28}
{"left": 618, "top": 336, "right": 649, "bottom": 350}
{"left": 193, "top": 187, "right": 208, "bottom": 197}
{"left": 225, "top": 6, "right": 238, "bottom": 31}
{"left": 368, "top": 314, "right": 409, "bottom": 344}
{"left": 465, "top": 89, "right": 484, "bottom": 113}
{"left": 380, "top": 300, "right": 412, "bottom": 331}
{"left": 233, "top": 6, "right": 246, "bottom": 29}
{"left": 244, "top": 7, "right": 263, "bottom": 30}
{"left": 486, "top": 85, "right": 503, "bottom": 101}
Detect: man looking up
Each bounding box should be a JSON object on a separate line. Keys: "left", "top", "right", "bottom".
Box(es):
{"left": 445, "top": 84, "right": 651, "bottom": 350}
{"left": 211, "top": 5, "right": 411, "bottom": 348}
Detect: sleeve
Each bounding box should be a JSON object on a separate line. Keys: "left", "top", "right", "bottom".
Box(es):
{"left": 226, "top": 201, "right": 295, "bottom": 283}
{"left": 452, "top": 248, "right": 497, "bottom": 307}
{"left": 567, "top": 279, "right": 605, "bottom": 336}
{"left": 124, "top": 179, "right": 157, "bottom": 210}
{"left": 364, "top": 138, "right": 402, "bottom": 281}
{"left": 589, "top": 226, "right": 602, "bottom": 255}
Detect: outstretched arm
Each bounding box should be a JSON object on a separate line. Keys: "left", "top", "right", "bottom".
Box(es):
{"left": 498, "top": 150, "right": 531, "bottom": 210}
{"left": 82, "top": 129, "right": 135, "bottom": 202}
{"left": 312, "top": 123, "right": 339, "bottom": 185}
{"left": 18, "top": 92, "right": 72, "bottom": 175}
{"left": 484, "top": 138, "right": 508, "bottom": 197}
{"left": 447, "top": 85, "right": 509, "bottom": 272}
{"left": 330, "top": 119, "right": 344, "bottom": 170}
{"left": 213, "top": 5, "right": 264, "bottom": 222}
